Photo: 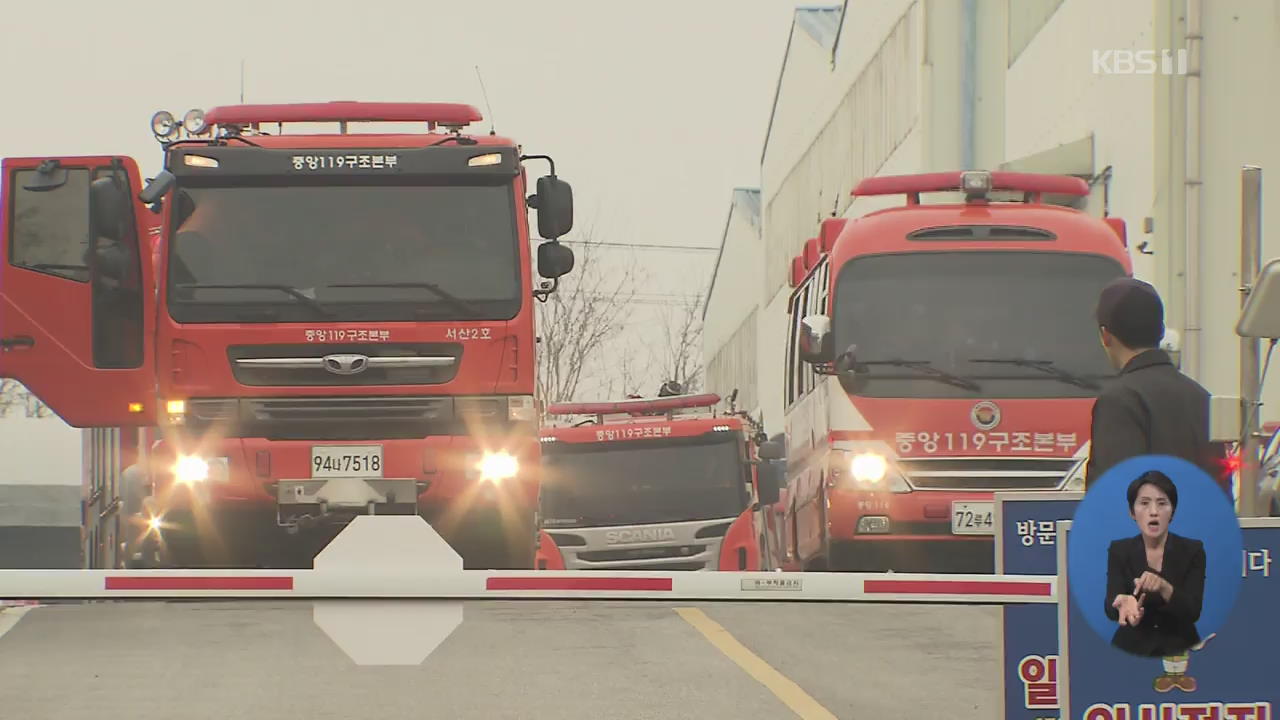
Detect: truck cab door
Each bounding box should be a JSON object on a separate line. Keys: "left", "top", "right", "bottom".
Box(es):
{"left": 0, "top": 156, "right": 155, "bottom": 427}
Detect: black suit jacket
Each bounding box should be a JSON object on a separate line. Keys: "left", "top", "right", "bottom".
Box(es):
{"left": 1105, "top": 532, "right": 1206, "bottom": 657}
{"left": 1084, "top": 349, "right": 1221, "bottom": 488}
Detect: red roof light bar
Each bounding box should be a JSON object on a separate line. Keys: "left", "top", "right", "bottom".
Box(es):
{"left": 853, "top": 171, "right": 1089, "bottom": 200}
{"left": 204, "top": 101, "right": 484, "bottom": 128}
{"left": 546, "top": 393, "right": 722, "bottom": 417}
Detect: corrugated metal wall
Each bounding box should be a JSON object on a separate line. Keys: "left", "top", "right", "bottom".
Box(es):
{"left": 706, "top": 308, "right": 759, "bottom": 415}
{"left": 763, "top": 3, "right": 920, "bottom": 300}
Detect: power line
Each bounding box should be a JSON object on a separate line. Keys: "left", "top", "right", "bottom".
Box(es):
{"left": 583, "top": 290, "right": 704, "bottom": 298}
{"left": 622, "top": 299, "right": 701, "bottom": 307}
{"left": 552, "top": 240, "right": 719, "bottom": 252}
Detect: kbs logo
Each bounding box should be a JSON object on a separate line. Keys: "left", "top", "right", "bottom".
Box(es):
{"left": 1092, "top": 49, "right": 1188, "bottom": 75}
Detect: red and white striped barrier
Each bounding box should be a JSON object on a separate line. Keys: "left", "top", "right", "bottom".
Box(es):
{"left": 0, "top": 516, "right": 1056, "bottom": 604}
{"left": 0, "top": 570, "right": 1056, "bottom": 603}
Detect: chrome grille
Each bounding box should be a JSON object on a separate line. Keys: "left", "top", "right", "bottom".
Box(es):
{"left": 228, "top": 343, "right": 462, "bottom": 387}
{"left": 552, "top": 523, "right": 726, "bottom": 571}
{"left": 897, "top": 456, "right": 1077, "bottom": 491}
{"left": 577, "top": 545, "right": 708, "bottom": 563}
{"left": 183, "top": 396, "right": 456, "bottom": 441}
{"left": 247, "top": 396, "right": 451, "bottom": 423}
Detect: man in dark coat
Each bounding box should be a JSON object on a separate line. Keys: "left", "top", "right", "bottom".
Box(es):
{"left": 1084, "top": 278, "right": 1221, "bottom": 488}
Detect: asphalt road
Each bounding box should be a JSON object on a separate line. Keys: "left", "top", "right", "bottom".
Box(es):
{"left": 0, "top": 600, "right": 1001, "bottom": 719}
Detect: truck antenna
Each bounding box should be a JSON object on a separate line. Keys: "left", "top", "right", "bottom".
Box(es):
{"left": 474, "top": 65, "right": 496, "bottom": 136}
{"left": 240, "top": 58, "right": 246, "bottom": 103}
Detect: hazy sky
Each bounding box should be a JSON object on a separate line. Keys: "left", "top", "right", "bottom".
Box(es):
{"left": 1, "top": 0, "right": 802, "bottom": 397}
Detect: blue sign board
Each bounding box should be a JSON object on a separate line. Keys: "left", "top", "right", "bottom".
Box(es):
{"left": 997, "top": 492, "right": 1083, "bottom": 720}
{"left": 1059, "top": 521, "right": 1279, "bottom": 719}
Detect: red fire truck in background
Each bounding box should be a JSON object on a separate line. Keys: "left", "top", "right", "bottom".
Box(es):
{"left": 772, "top": 170, "right": 1134, "bottom": 573}
{"left": 534, "top": 390, "right": 785, "bottom": 571}
{"left": 2, "top": 101, "right": 577, "bottom": 570}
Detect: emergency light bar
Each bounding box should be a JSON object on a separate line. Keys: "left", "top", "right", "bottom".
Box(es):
{"left": 546, "top": 393, "right": 722, "bottom": 417}
{"left": 204, "top": 101, "right": 483, "bottom": 128}
{"left": 853, "top": 171, "right": 1089, "bottom": 204}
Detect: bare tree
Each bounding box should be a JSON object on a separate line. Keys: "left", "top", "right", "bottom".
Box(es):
{"left": 535, "top": 227, "right": 642, "bottom": 410}
{"left": 600, "top": 337, "right": 648, "bottom": 400}
{"left": 651, "top": 293, "right": 704, "bottom": 393}
{"left": 0, "top": 380, "right": 52, "bottom": 419}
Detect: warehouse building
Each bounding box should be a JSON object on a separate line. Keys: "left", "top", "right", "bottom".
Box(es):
{"left": 703, "top": 0, "right": 1280, "bottom": 441}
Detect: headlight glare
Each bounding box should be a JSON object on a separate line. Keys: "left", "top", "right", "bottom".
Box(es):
{"left": 478, "top": 451, "right": 519, "bottom": 482}
{"left": 851, "top": 453, "right": 888, "bottom": 483}
{"left": 174, "top": 455, "right": 210, "bottom": 484}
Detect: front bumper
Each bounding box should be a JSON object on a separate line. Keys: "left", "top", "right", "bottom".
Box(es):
{"left": 144, "top": 435, "right": 540, "bottom": 519}
{"left": 826, "top": 487, "right": 997, "bottom": 542}
{"left": 556, "top": 538, "right": 726, "bottom": 571}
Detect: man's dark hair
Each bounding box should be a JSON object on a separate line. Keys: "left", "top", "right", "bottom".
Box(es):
{"left": 1096, "top": 277, "right": 1165, "bottom": 349}
{"left": 1126, "top": 470, "right": 1179, "bottom": 515}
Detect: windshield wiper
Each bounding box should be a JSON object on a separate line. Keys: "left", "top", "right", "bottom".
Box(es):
{"left": 968, "top": 358, "right": 1101, "bottom": 390}
{"left": 859, "top": 359, "right": 982, "bottom": 392}
{"left": 174, "top": 283, "right": 334, "bottom": 317}
{"left": 328, "top": 282, "right": 479, "bottom": 318}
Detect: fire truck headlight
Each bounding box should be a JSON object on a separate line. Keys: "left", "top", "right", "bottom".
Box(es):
{"left": 151, "top": 110, "right": 178, "bottom": 140}
{"left": 174, "top": 455, "right": 210, "bottom": 484}
{"left": 478, "top": 451, "right": 519, "bottom": 482}
{"left": 851, "top": 453, "right": 888, "bottom": 483}
{"left": 842, "top": 451, "right": 911, "bottom": 493}
{"left": 467, "top": 152, "right": 503, "bottom": 167}
{"left": 183, "top": 108, "right": 208, "bottom": 134}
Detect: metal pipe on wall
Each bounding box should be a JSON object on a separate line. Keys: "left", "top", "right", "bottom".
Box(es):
{"left": 1183, "top": 0, "right": 1204, "bottom": 379}
{"left": 961, "top": 0, "right": 976, "bottom": 170}
{"left": 1239, "top": 166, "right": 1263, "bottom": 517}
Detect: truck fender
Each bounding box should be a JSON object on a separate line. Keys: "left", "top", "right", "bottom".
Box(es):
{"left": 535, "top": 530, "right": 565, "bottom": 570}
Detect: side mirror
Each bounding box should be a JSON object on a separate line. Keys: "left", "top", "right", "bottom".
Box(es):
{"left": 756, "top": 461, "right": 782, "bottom": 506}
{"left": 138, "top": 170, "right": 177, "bottom": 207}
{"left": 534, "top": 175, "right": 574, "bottom": 240}
{"left": 537, "top": 241, "right": 576, "bottom": 279}
{"left": 1160, "top": 328, "right": 1182, "bottom": 369}
{"left": 798, "top": 314, "right": 833, "bottom": 364}
{"left": 757, "top": 440, "right": 784, "bottom": 461}
{"left": 1238, "top": 257, "right": 1280, "bottom": 340}
{"left": 89, "top": 176, "right": 130, "bottom": 243}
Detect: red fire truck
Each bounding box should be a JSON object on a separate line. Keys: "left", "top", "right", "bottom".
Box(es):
{"left": 533, "top": 391, "right": 784, "bottom": 571}
{"left": 772, "top": 170, "right": 1134, "bottom": 573}
{"left": 1, "top": 101, "right": 576, "bottom": 570}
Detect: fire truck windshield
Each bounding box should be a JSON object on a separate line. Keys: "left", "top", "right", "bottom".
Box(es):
{"left": 832, "top": 250, "right": 1126, "bottom": 398}
{"left": 165, "top": 183, "right": 521, "bottom": 323}
{"left": 539, "top": 433, "right": 749, "bottom": 528}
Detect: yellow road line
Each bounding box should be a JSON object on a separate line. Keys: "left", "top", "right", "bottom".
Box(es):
{"left": 674, "top": 607, "right": 839, "bottom": 720}
{"left": 0, "top": 605, "right": 36, "bottom": 641}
